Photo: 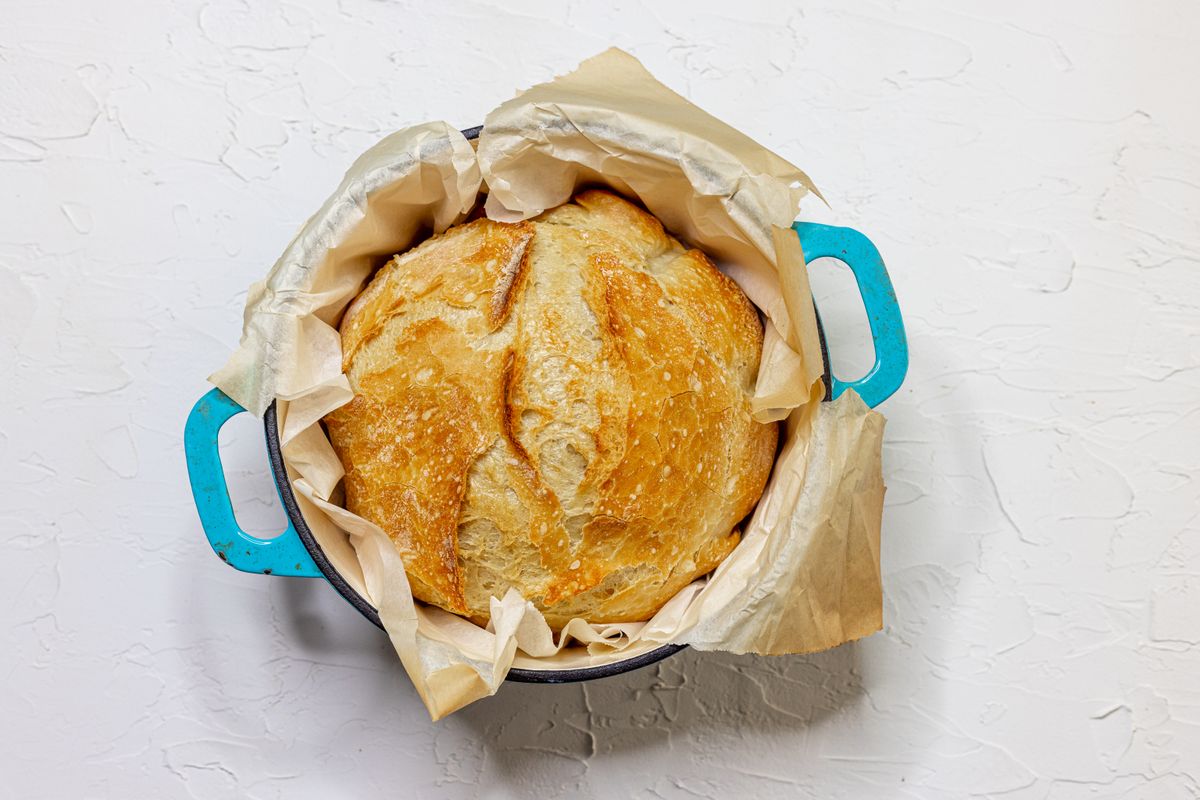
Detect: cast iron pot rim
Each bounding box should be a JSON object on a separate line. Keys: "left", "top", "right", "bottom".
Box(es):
{"left": 262, "top": 123, "right": 834, "bottom": 683}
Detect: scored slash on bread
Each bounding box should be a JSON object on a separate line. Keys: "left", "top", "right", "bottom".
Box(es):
{"left": 324, "top": 190, "right": 777, "bottom": 629}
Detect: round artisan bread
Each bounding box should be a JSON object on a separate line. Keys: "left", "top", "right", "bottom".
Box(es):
{"left": 324, "top": 190, "right": 778, "bottom": 628}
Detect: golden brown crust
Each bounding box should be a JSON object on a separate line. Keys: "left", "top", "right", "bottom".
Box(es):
{"left": 325, "top": 190, "right": 778, "bottom": 628}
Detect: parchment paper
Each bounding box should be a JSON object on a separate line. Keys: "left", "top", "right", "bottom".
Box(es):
{"left": 211, "top": 49, "right": 887, "bottom": 720}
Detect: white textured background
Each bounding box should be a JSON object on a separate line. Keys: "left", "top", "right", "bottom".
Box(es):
{"left": 3, "top": 1, "right": 1199, "bottom": 797}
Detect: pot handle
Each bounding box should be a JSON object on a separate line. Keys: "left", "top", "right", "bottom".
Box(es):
{"left": 184, "top": 387, "right": 322, "bottom": 577}
{"left": 793, "top": 222, "right": 908, "bottom": 408}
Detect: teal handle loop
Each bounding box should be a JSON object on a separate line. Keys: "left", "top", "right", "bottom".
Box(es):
{"left": 184, "top": 388, "right": 321, "bottom": 577}
{"left": 794, "top": 222, "right": 908, "bottom": 408}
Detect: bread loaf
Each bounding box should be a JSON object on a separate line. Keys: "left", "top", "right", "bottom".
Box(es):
{"left": 324, "top": 190, "right": 777, "bottom": 628}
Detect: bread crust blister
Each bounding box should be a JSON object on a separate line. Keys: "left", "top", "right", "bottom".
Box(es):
{"left": 325, "top": 190, "right": 777, "bottom": 628}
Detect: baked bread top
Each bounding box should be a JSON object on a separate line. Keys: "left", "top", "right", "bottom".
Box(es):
{"left": 324, "top": 190, "right": 777, "bottom": 628}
